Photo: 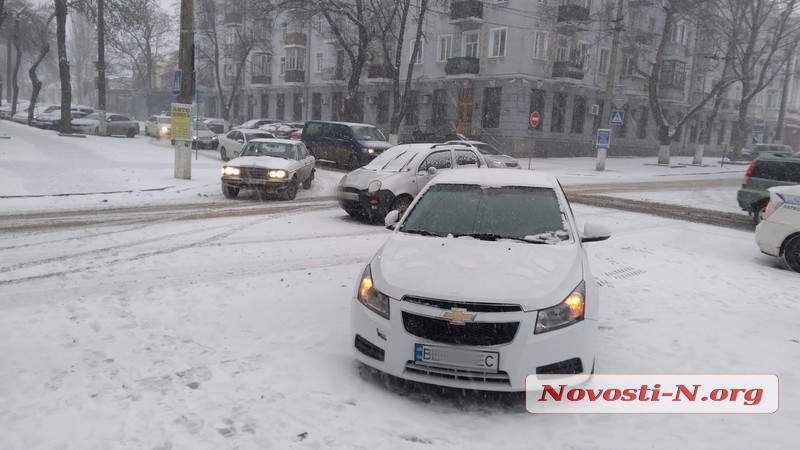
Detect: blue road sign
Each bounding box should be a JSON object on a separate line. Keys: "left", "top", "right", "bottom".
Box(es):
{"left": 610, "top": 109, "right": 625, "bottom": 125}
{"left": 172, "top": 70, "right": 182, "bottom": 96}
{"left": 754, "top": 124, "right": 766, "bottom": 133}
{"left": 596, "top": 128, "right": 611, "bottom": 148}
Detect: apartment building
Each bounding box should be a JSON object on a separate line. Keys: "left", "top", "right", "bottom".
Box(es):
{"left": 196, "top": 0, "right": 800, "bottom": 156}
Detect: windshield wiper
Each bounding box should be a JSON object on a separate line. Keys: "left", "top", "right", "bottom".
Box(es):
{"left": 402, "top": 228, "right": 444, "bottom": 237}
{"left": 454, "top": 233, "right": 552, "bottom": 244}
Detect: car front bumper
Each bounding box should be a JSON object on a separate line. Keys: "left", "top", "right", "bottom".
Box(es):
{"left": 337, "top": 187, "right": 396, "bottom": 220}
{"left": 351, "top": 297, "right": 596, "bottom": 392}
{"left": 755, "top": 217, "right": 794, "bottom": 257}
{"left": 221, "top": 176, "right": 291, "bottom": 193}
{"left": 193, "top": 139, "right": 218, "bottom": 149}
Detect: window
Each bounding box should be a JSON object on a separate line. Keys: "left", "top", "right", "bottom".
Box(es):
{"left": 637, "top": 106, "right": 649, "bottom": 139}
{"left": 312, "top": 93, "right": 322, "bottom": 120}
{"left": 251, "top": 53, "right": 271, "bottom": 75}
{"left": 767, "top": 90, "right": 779, "bottom": 108}
{"left": 533, "top": 31, "right": 548, "bottom": 61}
{"left": 376, "top": 91, "right": 390, "bottom": 124}
{"left": 261, "top": 94, "right": 269, "bottom": 118}
{"left": 570, "top": 42, "right": 588, "bottom": 68}
{"left": 455, "top": 150, "right": 480, "bottom": 168}
{"left": 490, "top": 28, "right": 507, "bottom": 58}
{"left": 670, "top": 23, "right": 686, "bottom": 45}
{"left": 406, "top": 90, "right": 419, "bottom": 125}
{"left": 332, "top": 92, "right": 343, "bottom": 121}
{"left": 293, "top": 93, "right": 303, "bottom": 121}
{"left": 279, "top": 57, "right": 285, "bottom": 75}
{"left": 286, "top": 48, "right": 305, "bottom": 71}
{"left": 410, "top": 39, "right": 424, "bottom": 64}
{"left": 438, "top": 35, "right": 452, "bottom": 62}
{"left": 622, "top": 47, "right": 637, "bottom": 76}
{"left": 571, "top": 96, "right": 586, "bottom": 134}
{"left": 551, "top": 92, "right": 566, "bottom": 133}
{"left": 276, "top": 93, "right": 285, "bottom": 120}
{"left": 482, "top": 87, "right": 502, "bottom": 128}
{"left": 598, "top": 48, "right": 610, "bottom": 74}
{"left": 556, "top": 36, "right": 569, "bottom": 62}
{"left": 464, "top": 32, "right": 479, "bottom": 58}
{"left": 660, "top": 60, "right": 686, "bottom": 88}
{"left": 420, "top": 151, "right": 453, "bottom": 171}
{"left": 315, "top": 52, "right": 323, "bottom": 73}
{"left": 432, "top": 89, "right": 448, "bottom": 126}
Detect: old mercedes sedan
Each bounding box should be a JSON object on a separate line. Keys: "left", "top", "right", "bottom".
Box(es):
{"left": 220, "top": 139, "right": 315, "bottom": 200}
{"left": 351, "top": 168, "right": 611, "bottom": 392}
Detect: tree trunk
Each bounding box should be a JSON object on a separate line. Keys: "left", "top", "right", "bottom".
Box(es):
{"left": 11, "top": 16, "right": 22, "bottom": 117}
{"left": 657, "top": 124, "right": 671, "bottom": 165}
{"left": 97, "top": 0, "right": 107, "bottom": 135}
{"left": 732, "top": 99, "right": 750, "bottom": 160}
{"left": 56, "top": 0, "right": 72, "bottom": 134}
{"left": 28, "top": 42, "right": 50, "bottom": 125}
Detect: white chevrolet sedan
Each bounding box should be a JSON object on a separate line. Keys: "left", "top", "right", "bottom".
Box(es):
{"left": 351, "top": 169, "right": 611, "bottom": 392}
{"left": 755, "top": 184, "right": 800, "bottom": 272}
{"left": 220, "top": 139, "right": 315, "bottom": 200}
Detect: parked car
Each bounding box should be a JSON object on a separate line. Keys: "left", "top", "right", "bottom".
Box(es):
{"left": 72, "top": 112, "right": 139, "bottom": 137}
{"left": 31, "top": 105, "right": 94, "bottom": 130}
{"left": 260, "top": 122, "right": 304, "bottom": 139}
{"left": 233, "top": 118, "right": 279, "bottom": 130}
{"left": 755, "top": 184, "right": 800, "bottom": 272}
{"left": 444, "top": 140, "right": 520, "bottom": 168}
{"left": 203, "top": 117, "right": 230, "bottom": 134}
{"left": 220, "top": 139, "right": 316, "bottom": 200}
{"left": 737, "top": 154, "right": 800, "bottom": 224}
{"left": 12, "top": 105, "right": 49, "bottom": 124}
{"left": 352, "top": 168, "right": 611, "bottom": 392}
{"left": 337, "top": 143, "right": 487, "bottom": 221}
{"left": 144, "top": 115, "right": 171, "bottom": 137}
{"left": 302, "top": 120, "right": 393, "bottom": 169}
{"left": 218, "top": 129, "right": 276, "bottom": 161}
{"left": 171, "top": 121, "right": 219, "bottom": 149}
{"left": 741, "top": 144, "right": 794, "bottom": 161}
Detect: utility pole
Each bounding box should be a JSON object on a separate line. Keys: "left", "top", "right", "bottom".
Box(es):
{"left": 175, "top": 0, "right": 195, "bottom": 179}
{"left": 596, "top": 0, "right": 624, "bottom": 171}
{"left": 774, "top": 54, "right": 794, "bottom": 144}
{"left": 97, "top": 0, "right": 107, "bottom": 135}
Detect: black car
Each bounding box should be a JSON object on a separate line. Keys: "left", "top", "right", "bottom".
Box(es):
{"left": 301, "top": 120, "right": 393, "bottom": 169}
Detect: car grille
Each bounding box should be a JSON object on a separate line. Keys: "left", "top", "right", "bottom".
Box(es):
{"left": 402, "top": 296, "right": 522, "bottom": 312}
{"left": 536, "top": 358, "right": 584, "bottom": 375}
{"left": 402, "top": 312, "right": 519, "bottom": 346}
{"left": 404, "top": 361, "right": 511, "bottom": 385}
{"left": 505, "top": 161, "right": 519, "bottom": 168}
{"left": 240, "top": 167, "right": 269, "bottom": 178}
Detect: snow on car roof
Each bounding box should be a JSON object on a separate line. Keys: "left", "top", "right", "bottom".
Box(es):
{"left": 247, "top": 138, "right": 297, "bottom": 145}
{"left": 430, "top": 167, "right": 558, "bottom": 189}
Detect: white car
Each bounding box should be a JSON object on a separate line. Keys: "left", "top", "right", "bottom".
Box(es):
{"left": 220, "top": 138, "right": 316, "bottom": 200}
{"left": 218, "top": 129, "right": 276, "bottom": 161}
{"left": 144, "top": 115, "right": 171, "bottom": 138}
{"left": 72, "top": 112, "right": 139, "bottom": 137}
{"left": 755, "top": 184, "right": 800, "bottom": 272}
{"left": 337, "top": 143, "right": 486, "bottom": 221}
{"left": 352, "top": 168, "right": 611, "bottom": 392}
{"left": 444, "top": 140, "right": 521, "bottom": 169}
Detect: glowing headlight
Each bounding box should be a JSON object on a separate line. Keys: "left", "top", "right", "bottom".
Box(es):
{"left": 364, "top": 148, "right": 376, "bottom": 154}
{"left": 268, "top": 169, "right": 288, "bottom": 179}
{"left": 160, "top": 126, "right": 168, "bottom": 132}
{"left": 212, "top": 136, "right": 219, "bottom": 141}
{"left": 222, "top": 166, "right": 240, "bottom": 176}
{"left": 535, "top": 281, "right": 585, "bottom": 334}
{"left": 357, "top": 265, "right": 390, "bottom": 319}
{"left": 368, "top": 180, "right": 382, "bottom": 193}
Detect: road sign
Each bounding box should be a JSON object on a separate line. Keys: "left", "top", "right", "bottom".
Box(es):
{"left": 610, "top": 109, "right": 625, "bottom": 126}
{"left": 172, "top": 70, "right": 182, "bottom": 96}
{"left": 596, "top": 128, "right": 611, "bottom": 149}
{"left": 530, "top": 111, "right": 541, "bottom": 128}
{"left": 754, "top": 124, "right": 766, "bottom": 133}
{"left": 170, "top": 103, "right": 192, "bottom": 141}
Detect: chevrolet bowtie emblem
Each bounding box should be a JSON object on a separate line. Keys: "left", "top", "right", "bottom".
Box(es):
{"left": 441, "top": 308, "right": 476, "bottom": 324}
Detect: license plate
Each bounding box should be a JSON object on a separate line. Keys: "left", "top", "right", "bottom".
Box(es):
{"left": 414, "top": 343, "right": 499, "bottom": 373}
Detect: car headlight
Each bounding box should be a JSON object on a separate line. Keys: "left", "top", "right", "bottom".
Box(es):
{"left": 364, "top": 148, "right": 376, "bottom": 154}
{"left": 357, "top": 265, "right": 390, "bottom": 319}
{"left": 339, "top": 175, "right": 348, "bottom": 187}
{"left": 368, "top": 180, "right": 382, "bottom": 193}
{"left": 160, "top": 126, "right": 168, "bottom": 132}
{"left": 212, "top": 135, "right": 219, "bottom": 141}
{"left": 268, "top": 169, "right": 287, "bottom": 179}
{"left": 221, "top": 166, "right": 240, "bottom": 176}
{"left": 534, "top": 281, "right": 585, "bottom": 334}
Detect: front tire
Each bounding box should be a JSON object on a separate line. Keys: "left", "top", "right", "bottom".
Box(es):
{"left": 780, "top": 235, "right": 800, "bottom": 272}
{"left": 302, "top": 169, "right": 314, "bottom": 189}
{"left": 93, "top": 127, "right": 99, "bottom": 136}
{"left": 220, "top": 146, "right": 229, "bottom": 161}
{"left": 283, "top": 177, "right": 298, "bottom": 200}
{"left": 126, "top": 127, "right": 137, "bottom": 138}
{"left": 222, "top": 184, "right": 239, "bottom": 199}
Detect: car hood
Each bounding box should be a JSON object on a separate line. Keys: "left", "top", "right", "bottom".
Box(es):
{"left": 193, "top": 129, "right": 216, "bottom": 138}
{"left": 226, "top": 155, "right": 293, "bottom": 169}
{"left": 358, "top": 140, "right": 393, "bottom": 151}
{"left": 371, "top": 234, "right": 584, "bottom": 311}
{"left": 341, "top": 167, "right": 402, "bottom": 189}
{"left": 34, "top": 113, "right": 60, "bottom": 120}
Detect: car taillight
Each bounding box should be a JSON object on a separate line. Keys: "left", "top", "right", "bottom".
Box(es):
{"left": 742, "top": 159, "right": 759, "bottom": 188}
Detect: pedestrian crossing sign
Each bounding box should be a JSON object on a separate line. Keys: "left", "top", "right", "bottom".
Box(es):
{"left": 611, "top": 109, "right": 625, "bottom": 125}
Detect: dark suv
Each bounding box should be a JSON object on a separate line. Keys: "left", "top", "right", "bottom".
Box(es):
{"left": 737, "top": 154, "right": 800, "bottom": 223}
{"left": 302, "top": 121, "right": 392, "bottom": 169}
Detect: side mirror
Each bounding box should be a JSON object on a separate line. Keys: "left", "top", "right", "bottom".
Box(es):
{"left": 384, "top": 210, "right": 401, "bottom": 229}
{"left": 237, "top": 139, "right": 244, "bottom": 144}
{"left": 427, "top": 166, "right": 438, "bottom": 176}
{"left": 581, "top": 222, "right": 611, "bottom": 243}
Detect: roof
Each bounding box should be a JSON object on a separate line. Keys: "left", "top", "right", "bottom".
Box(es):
{"left": 304, "top": 120, "right": 378, "bottom": 128}
{"left": 247, "top": 138, "right": 299, "bottom": 145}
{"left": 429, "top": 167, "right": 558, "bottom": 189}
{"left": 240, "top": 128, "right": 275, "bottom": 135}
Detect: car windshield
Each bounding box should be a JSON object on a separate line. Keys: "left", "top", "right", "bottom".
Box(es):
{"left": 240, "top": 141, "right": 296, "bottom": 159}
{"left": 83, "top": 113, "right": 99, "bottom": 120}
{"left": 401, "top": 184, "right": 572, "bottom": 243}
{"left": 351, "top": 125, "right": 386, "bottom": 141}
{"left": 474, "top": 143, "right": 501, "bottom": 155}
{"left": 363, "top": 146, "right": 421, "bottom": 172}
{"left": 191, "top": 122, "right": 210, "bottom": 131}
{"left": 158, "top": 117, "right": 171, "bottom": 124}
{"left": 43, "top": 106, "right": 60, "bottom": 113}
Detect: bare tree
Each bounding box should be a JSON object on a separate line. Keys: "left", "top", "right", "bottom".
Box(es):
{"left": 27, "top": 9, "right": 56, "bottom": 124}
{"left": 55, "top": 0, "right": 72, "bottom": 133}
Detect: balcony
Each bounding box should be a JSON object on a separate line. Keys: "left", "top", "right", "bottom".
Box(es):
{"left": 630, "top": 30, "right": 654, "bottom": 46}
{"left": 367, "top": 64, "right": 394, "bottom": 79}
{"left": 664, "top": 41, "right": 688, "bottom": 58}
{"left": 285, "top": 69, "right": 305, "bottom": 83}
{"left": 552, "top": 61, "right": 584, "bottom": 80}
{"left": 251, "top": 74, "right": 272, "bottom": 85}
{"left": 445, "top": 56, "right": 480, "bottom": 76}
{"left": 284, "top": 32, "right": 307, "bottom": 47}
{"left": 556, "top": 4, "right": 590, "bottom": 33}
{"left": 449, "top": 0, "right": 483, "bottom": 23}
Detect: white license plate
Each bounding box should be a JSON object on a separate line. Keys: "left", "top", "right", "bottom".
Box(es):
{"left": 414, "top": 343, "right": 499, "bottom": 373}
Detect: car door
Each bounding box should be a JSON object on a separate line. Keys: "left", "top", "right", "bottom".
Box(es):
{"left": 108, "top": 115, "right": 124, "bottom": 135}
{"left": 332, "top": 124, "right": 355, "bottom": 165}
{"left": 294, "top": 143, "right": 315, "bottom": 181}
{"left": 146, "top": 116, "right": 156, "bottom": 134}
{"left": 229, "top": 131, "right": 244, "bottom": 155}
{"left": 454, "top": 149, "right": 482, "bottom": 168}
{"left": 413, "top": 150, "right": 453, "bottom": 195}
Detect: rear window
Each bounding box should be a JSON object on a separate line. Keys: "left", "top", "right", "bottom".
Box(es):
{"left": 752, "top": 160, "right": 800, "bottom": 183}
